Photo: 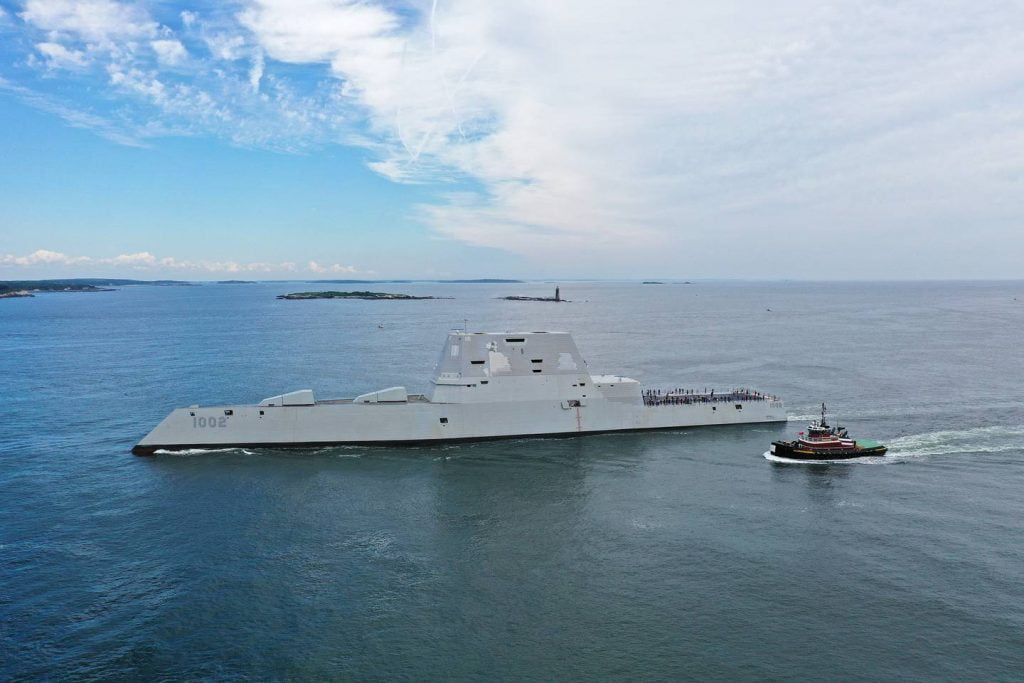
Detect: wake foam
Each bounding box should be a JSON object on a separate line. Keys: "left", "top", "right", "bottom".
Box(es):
{"left": 153, "top": 447, "right": 250, "bottom": 456}
{"left": 886, "top": 425, "right": 1024, "bottom": 458}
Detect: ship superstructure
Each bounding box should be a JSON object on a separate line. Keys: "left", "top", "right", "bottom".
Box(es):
{"left": 132, "top": 331, "right": 786, "bottom": 454}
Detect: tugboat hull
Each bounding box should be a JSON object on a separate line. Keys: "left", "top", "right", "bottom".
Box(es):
{"left": 770, "top": 440, "right": 887, "bottom": 460}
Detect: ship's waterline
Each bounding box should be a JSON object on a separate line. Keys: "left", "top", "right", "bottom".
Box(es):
{"left": 133, "top": 331, "right": 784, "bottom": 454}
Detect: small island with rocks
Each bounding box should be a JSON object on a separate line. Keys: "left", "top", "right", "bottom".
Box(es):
{"left": 277, "top": 290, "right": 443, "bottom": 300}
{"left": 499, "top": 287, "right": 568, "bottom": 302}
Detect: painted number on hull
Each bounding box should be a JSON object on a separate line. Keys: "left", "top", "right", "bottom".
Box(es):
{"left": 193, "top": 416, "right": 228, "bottom": 428}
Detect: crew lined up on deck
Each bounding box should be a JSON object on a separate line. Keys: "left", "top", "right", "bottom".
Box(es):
{"left": 642, "top": 388, "right": 777, "bottom": 406}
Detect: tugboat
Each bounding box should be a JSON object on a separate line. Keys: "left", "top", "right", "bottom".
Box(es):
{"left": 770, "top": 403, "right": 887, "bottom": 460}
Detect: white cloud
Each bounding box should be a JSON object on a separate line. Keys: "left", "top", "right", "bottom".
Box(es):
{"left": 0, "top": 250, "right": 343, "bottom": 275}
{"left": 0, "top": 249, "right": 91, "bottom": 266}
{"left": 107, "top": 251, "right": 157, "bottom": 266}
{"left": 35, "top": 41, "right": 89, "bottom": 68}
{"left": 308, "top": 260, "right": 357, "bottom": 274}
{"left": 204, "top": 33, "right": 247, "bottom": 61}
{"left": 151, "top": 39, "right": 187, "bottom": 66}
{"left": 20, "top": 0, "right": 156, "bottom": 42}
{"left": 248, "top": 50, "right": 264, "bottom": 92}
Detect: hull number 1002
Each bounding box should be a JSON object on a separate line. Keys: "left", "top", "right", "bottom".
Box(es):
{"left": 193, "top": 416, "right": 228, "bottom": 428}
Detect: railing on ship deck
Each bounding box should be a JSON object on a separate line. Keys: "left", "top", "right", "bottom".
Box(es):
{"left": 642, "top": 389, "right": 779, "bottom": 407}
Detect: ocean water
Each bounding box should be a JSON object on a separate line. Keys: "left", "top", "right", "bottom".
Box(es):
{"left": 1, "top": 280, "right": 1023, "bottom": 680}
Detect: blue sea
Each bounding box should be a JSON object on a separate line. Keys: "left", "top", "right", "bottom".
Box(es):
{"left": 2, "top": 281, "right": 1023, "bottom": 680}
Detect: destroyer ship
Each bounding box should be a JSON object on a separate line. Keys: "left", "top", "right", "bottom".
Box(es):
{"left": 132, "top": 331, "right": 786, "bottom": 454}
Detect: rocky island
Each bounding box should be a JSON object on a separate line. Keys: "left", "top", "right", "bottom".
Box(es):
{"left": 498, "top": 287, "right": 567, "bottom": 302}
{"left": 277, "top": 290, "right": 443, "bottom": 300}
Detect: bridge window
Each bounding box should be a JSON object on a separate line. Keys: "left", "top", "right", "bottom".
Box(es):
{"left": 735, "top": 404, "right": 743, "bottom": 410}
{"left": 471, "top": 360, "right": 485, "bottom": 365}
{"left": 531, "top": 358, "right": 543, "bottom": 363}
{"left": 533, "top": 369, "right": 542, "bottom": 373}
{"left": 439, "top": 417, "right": 448, "bottom": 424}
{"left": 505, "top": 338, "right": 526, "bottom": 343}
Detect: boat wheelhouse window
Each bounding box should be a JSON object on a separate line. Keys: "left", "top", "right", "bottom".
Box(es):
{"left": 505, "top": 338, "right": 526, "bottom": 343}
{"left": 531, "top": 359, "right": 543, "bottom": 363}
{"left": 224, "top": 409, "right": 233, "bottom": 415}
{"left": 568, "top": 400, "right": 581, "bottom": 407}
{"left": 259, "top": 410, "right": 264, "bottom": 416}
{"left": 532, "top": 369, "right": 542, "bottom": 373}
{"left": 712, "top": 406, "right": 716, "bottom": 411}
{"left": 439, "top": 417, "right": 448, "bottom": 424}
{"left": 735, "top": 404, "right": 742, "bottom": 410}
{"left": 471, "top": 360, "right": 485, "bottom": 365}
{"left": 579, "top": 382, "right": 586, "bottom": 386}
{"left": 480, "top": 380, "right": 489, "bottom": 384}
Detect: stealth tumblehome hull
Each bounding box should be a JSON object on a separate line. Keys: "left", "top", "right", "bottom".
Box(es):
{"left": 133, "top": 331, "right": 786, "bottom": 455}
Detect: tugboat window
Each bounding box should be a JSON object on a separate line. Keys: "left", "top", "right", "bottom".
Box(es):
{"left": 533, "top": 369, "right": 542, "bottom": 373}
{"left": 735, "top": 404, "right": 742, "bottom": 410}
{"left": 439, "top": 417, "right": 448, "bottom": 424}
{"left": 471, "top": 360, "right": 485, "bottom": 365}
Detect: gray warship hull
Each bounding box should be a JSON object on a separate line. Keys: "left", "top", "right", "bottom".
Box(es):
{"left": 133, "top": 332, "right": 785, "bottom": 454}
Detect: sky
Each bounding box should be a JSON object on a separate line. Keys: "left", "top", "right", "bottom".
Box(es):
{"left": 1, "top": 0, "right": 1023, "bottom": 280}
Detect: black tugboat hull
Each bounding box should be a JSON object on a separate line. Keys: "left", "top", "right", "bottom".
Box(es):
{"left": 770, "top": 441, "right": 888, "bottom": 461}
